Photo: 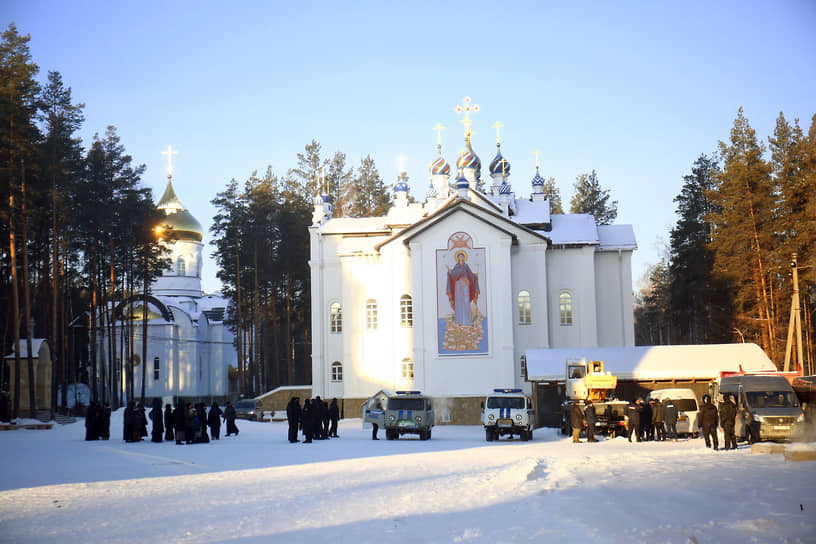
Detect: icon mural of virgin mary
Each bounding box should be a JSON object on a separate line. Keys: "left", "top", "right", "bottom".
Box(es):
{"left": 437, "top": 232, "right": 487, "bottom": 354}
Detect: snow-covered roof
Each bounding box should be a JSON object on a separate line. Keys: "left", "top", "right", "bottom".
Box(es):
{"left": 4, "top": 338, "right": 48, "bottom": 359}
{"left": 597, "top": 224, "right": 638, "bottom": 250}
{"left": 320, "top": 217, "right": 391, "bottom": 235}
{"left": 512, "top": 199, "right": 551, "bottom": 225}
{"left": 526, "top": 344, "right": 777, "bottom": 381}
{"left": 545, "top": 214, "right": 599, "bottom": 245}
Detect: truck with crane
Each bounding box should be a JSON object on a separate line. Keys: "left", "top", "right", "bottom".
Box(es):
{"left": 560, "top": 358, "right": 628, "bottom": 438}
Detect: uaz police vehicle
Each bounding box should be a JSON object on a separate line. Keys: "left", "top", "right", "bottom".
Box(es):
{"left": 384, "top": 391, "right": 434, "bottom": 440}
{"left": 482, "top": 388, "right": 535, "bottom": 441}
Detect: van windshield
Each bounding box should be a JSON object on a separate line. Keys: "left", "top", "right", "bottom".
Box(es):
{"left": 487, "top": 397, "right": 525, "bottom": 409}
{"left": 673, "top": 399, "right": 698, "bottom": 412}
{"left": 389, "top": 398, "right": 425, "bottom": 411}
{"left": 745, "top": 391, "right": 799, "bottom": 408}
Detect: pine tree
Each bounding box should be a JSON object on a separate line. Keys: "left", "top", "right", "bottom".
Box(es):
{"left": 569, "top": 170, "right": 618, "bottom": 224}
{"left": 345, "top": 155, "right": 390, "bottom": 217}
{"left": 633, "top": 259, "right": 672, "bottom": 345}
{"left": 707, "top": 108, "right": 777, "bottom": 358}
{"left": 541, "top": 177, "right": 564, "bottom": 214}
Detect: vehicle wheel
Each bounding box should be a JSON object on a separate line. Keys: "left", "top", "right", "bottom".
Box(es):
{"left": 386, "top": 429, "right": 395, "bottom": 440}
{"left": 427, "top": 429, "right": 432, "bottom": 440}
{"left": 521, "top": 429, "right": 530, "bottom": 441}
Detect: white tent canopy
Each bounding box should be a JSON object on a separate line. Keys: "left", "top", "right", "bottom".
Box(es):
{"left": 526, "top": 344, "right": 777, "bottom": 381}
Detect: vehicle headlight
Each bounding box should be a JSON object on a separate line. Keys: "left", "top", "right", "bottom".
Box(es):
{"left": 388, "top": 415, "right": 395, "bottom": 421}
{"left": 415, "top": 415, "right": 422, "bottom": 423}
{"left": 515, "top": 414, "right": 522, "bottom": 421}
{"left": 796, "top": 413, "right": 805, "bottom": 423}
{"left": 488, "top": 414, "right": 495, "bottom": 422}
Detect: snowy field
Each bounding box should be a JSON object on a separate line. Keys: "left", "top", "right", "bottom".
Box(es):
{"left": 1, "top": 411, "right": 814, "bottom": 544}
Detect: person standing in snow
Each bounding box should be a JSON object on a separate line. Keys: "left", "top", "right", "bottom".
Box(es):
{"left": 286, "top": 397, "right": 301, "bottom": 443}
{"left": 584, "top": 399, "right": 597, "bottom": 442}
{"left": 652, "top": 397, "right": 665, "bottom": 441}
{"left": 328, "top": 398, "right": 340, "bottom": 438}
{"left": 627, "top": 399, "right": 641, "bottom": 442}
{"left": 173, "top": 402, "right": 186, "bottom": 445}
{"left": 301, "top": 398, "right": 314, "bottom": 443}
{"left": 208, "top": 402, "right": 223, "bottom": 440}
{"left": 570, "top": 402, "right": 584, "bottom": 443}
{"left": 224, "top": 401, "right": 239, "bottom": 437}
{"left": 164, "top": 403, "right": 174, "bottom": 442}
{"left": 370, "top": 399, "right": 382, "bottom": 440}
{"left": 699, "top": 394, "right": 719, "bottom": 450}
{"left": 662, "top": 397, "right": 678, "bottom": 441}
{"left": 719, "top": 393, "right": 737, "bottom": 450}
{"left": 149, "top": 398, "right": 163, "bottom": 443}
{"left": 639, "top": 398, "right": 651, "bottom": 441}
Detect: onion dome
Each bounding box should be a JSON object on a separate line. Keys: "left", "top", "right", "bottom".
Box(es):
{"left": 457, "top": 149, "right": 480, "bottom": 170}
{"left": 489, "top": 149, "right": 511, "bottom": 176}
{"left": 155, "top": 179, "right": 203, "bottom": 242}
{"left": 531, "top": 168, "right": 545, "bottom": 188}
{"left": 395, "top": 181, "right": 409, "bottom": 192}
{"left": 499, "top": 180, "right": 512, "bottom": 195}
{"left": 455, "top": 172, "right": 469, "bottom": 190}
{"left": 321, "top": 193, "right": 332, "bottom": 203}
{"left": 431, "top": 155, "right": 451, "bottom": 176}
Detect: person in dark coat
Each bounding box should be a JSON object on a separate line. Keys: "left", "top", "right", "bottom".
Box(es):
{"left": 319, "top": 396, "right": 330, "bottom": 439}
{"left": 195, "top": 403, "right": 210, "bottom": 443}
{"left": 301, "top": 399, "right": 314, "bottom": 443}
{"left": 85, "top": 401, "right": 99, "bottom": 440}
{"left": 164, "top": 403, "right": 174, "bottom": 442}
{"left": 584, "top": 399, "right": 597, "bottom": 442}
{"left": 185, "top": 402, "right": 195, "bottom": 444}
{"left": 627, "top": 399, "right": 641, "bottom": 442}
{"left": 173, "top": 402, "right": 186, "bottom": 445}
{"left": 699, "top": 394, "right": 719, "bottom": 450}
{"left": 652, "top": 398, "right": 665, "bottom": 441}
{"left": 663, "top": 397, "right": 678, "bottom": 441}
{"left": 224, "top": 401, "right": 239, "bottom": 437}
{"left": 149, "top": 398, "right": 163, "bottom": 443}
{"left": 137, "top": 402, "right": 148, "bottom": 438}
{"left": 569, "top": 402, "right": 584, "bottom": 443}
{"left": 719, "top": 393, "right": 737, "bottom": 450}
{"left": 123, "top": 400, "right": 134, "bottom": 442}
{"left": 286, "top": 397, "right": 301, "bottom": 443}
{"left": 328, "top": 398, "right": 340, "bottom": 438}
{"left": 208, "top": 402, "right": 223, "bottom": 440}
{"left": 639, "top": 399, "right": 651, "bottom": 441}
{"left": 101, "top": 402, "right": 111, "bottom": 440}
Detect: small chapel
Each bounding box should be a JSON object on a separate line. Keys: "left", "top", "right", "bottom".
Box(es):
{"left": 95, "top": 149, "right": 237, "bottom": 402}
{"left": 309, "top": 98, "right": 637, "bottom": 421}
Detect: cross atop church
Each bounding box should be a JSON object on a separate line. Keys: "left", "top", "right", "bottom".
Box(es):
{"left": 455, "top": 96, "right": 480, "bottom": 140}
{"left": 432, "top": 123, "right": 445, "bottom": 146}
{"left": 493, "top": 121, "right": 504, "bottom": 144}
{"left": 534, "top": 149, "right": 541, "bottom": 169}
{"left": 161, "top": 145, "right": 178, "bottom": 178}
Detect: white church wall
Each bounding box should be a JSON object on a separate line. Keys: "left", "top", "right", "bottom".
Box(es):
{"left": 324, "top": 255, "right": 345, "bottom": 400}
{"left": 308, "top": 227, "right": 327, "bottom": 398}
{"left": 546, "top": 246, "right": 599, "bottom": 348}
{"left": 510, "top": 241, "right": 549, "bottom": 389}
{"left": 594, "top": 250, "right": 635, "bottom": 346}
{"left": 382, "top": 243, "right": 416, "bottom": 393}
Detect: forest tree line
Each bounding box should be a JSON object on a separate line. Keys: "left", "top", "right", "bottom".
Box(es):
{"left": 635, "top": 107, "right": 816, "bottom": 374}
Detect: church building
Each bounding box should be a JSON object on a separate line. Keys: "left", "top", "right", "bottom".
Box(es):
{"left": 95, "top": 151, "right": 237, "bottom": 402}
{"left": 309, "top": 100, "right": 637, "bottom": 421}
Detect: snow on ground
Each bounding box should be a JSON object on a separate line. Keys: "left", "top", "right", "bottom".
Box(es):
{"left": 1, "top": 411, "right": 814, "bottom": 544}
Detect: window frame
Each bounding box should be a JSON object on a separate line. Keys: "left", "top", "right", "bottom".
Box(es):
{"left": 153, "top": 357, "right": 160, "bottom": 380}
{"left": 401, "top": 358, "right": 415, "bottom": 380}
{"left": 365, "top": 299, "right": 378, "bottom": 330}
{"left": 176, "top": 257, "right": 186, "bottom": 276}
{"left": 330, "top": 301, "right": 342, "bottom": 333}
{"left": 330, "top": 361, "right": 343, "bottom": 382}
{"left": 399, "top": 294, "right": 413, "bottom": 328}
{"left": 560, "top": 291, "right": 574, "bottom": 326}
{"left": 518, "top": 289, "right": 531, "bottom": 325}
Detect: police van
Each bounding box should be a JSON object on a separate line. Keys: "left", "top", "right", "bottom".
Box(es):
{"left": 482, "top": 388, "right": 535, "bottom": 441}
{"left": 384, "top": 391, "right": 434, "bottom": 440}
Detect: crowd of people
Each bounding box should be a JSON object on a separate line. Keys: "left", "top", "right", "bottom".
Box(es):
{"left": 570, "top": 393, "right": 739, "bottom": 450}
{"left": 285, "top": 396, "right": 340, "bottom": 443}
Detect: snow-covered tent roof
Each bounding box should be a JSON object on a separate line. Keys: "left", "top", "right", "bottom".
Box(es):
{"left": 546, "top": 214, "right": 599, "bottom": 245}
{"left": 526, "top": 344, "right": 777, "bottom": 381}
{"left": 597, "top": 224, "right": 638, "bottom": 251}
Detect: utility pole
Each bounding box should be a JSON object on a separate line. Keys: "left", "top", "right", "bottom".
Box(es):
{"left": 783, "top": 253, "right": 804, "bottom": 373}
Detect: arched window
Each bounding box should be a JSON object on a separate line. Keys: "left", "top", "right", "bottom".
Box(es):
{"left": 400, "top": 294, "right": 413, "bottom": 327}
{"left": 331, "top": 361, "right": 343, "bottom": 382}
{"left": 176, "top": 257, "right": 186, "bottom": 276}
{"left": 153, "top": 357, "right": 160, "bottom": 380}
{"left": 366, "top": 299, "right": 378, "bottom": 330}
{"left": 401, "top": 358, "right": 415, "bottom": 380}
{"left": 330, "top": 302, "right": 342, "bottom": 333}
{"left": 560, "top": 291, "right": 573, "bottom": 325}
{"left": 518, "top": 290, "right": 531, "bottom": 324}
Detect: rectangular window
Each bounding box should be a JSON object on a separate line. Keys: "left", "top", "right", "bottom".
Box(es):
{"left": 366, "top": 299, "right": 378, "bottom": 330}
{"left": 330, "top": 302, "right": 342, "bottom": 333}
{"left": 401, "top": 359, "right": 415, "bottom": 379}
{"left": 153, "top": 357, "right": 160, "bottom": 380}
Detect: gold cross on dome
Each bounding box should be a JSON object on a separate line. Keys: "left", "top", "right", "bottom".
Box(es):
{"left": 493, "top": 121, "right": 504, "bottom": 144}
{"left": 161, "top": 145, "right": 178, "bottom": 177}
{"left": 432, "top": 123, "right": 445, "bottom": 146}
{"left": 534, "top": 149, "right": 541, "bottom": 169}
{"left": 455, "top": 96, "right": 480, "bottom": 139}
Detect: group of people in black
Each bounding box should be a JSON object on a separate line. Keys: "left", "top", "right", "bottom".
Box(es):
{"left": 699, "top": 392, "right": 738, "bottom": 451}
{"left": 625, "top": 397, "right": 678, "bottom": 442}
{"left": 286, "top": 396, "right": 340, "bottom": 443}
{"left": 92, "top": 398, "right": 239, "bottom": 444}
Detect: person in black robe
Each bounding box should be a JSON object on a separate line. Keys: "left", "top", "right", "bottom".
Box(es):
{"left": 584, "top": 399, "right": 597, "bottom": 442}
{"left": 124, "top": 400, "right": 139, "bottom": 442}
{"left": 286, "top": 397, "right": 301, "bottom": 443}
{"left": 136, "top": 402, "right": 148, "bottom": 439}
{"left": 149, "top": 398, "right": 163, "bottom": 443}
{"left": 224, "top": 401, "right": 239, "bottom": 437}
{"left": 627, "top": 400, "right": 641, "bottom": 442}
{"left": 185, "top": 402, "right": 195, "bottom": 444}
{"left": 100, "top": 402, "right": 111, "bottom": 440}
{"left": 328, "top": 398, "right": 340, "bottom": 438}
{"left": 173, "top": 402, "right": 186, "bottom": 445}
{"left": 164, "top": 403, "right": 174, "bottom": 441}
{"left": 208, "top": 402, "right": 223, "bottom": 440}
{"left": 85, "top": 401, "right": 99, "bottom": 440}
{"left": 301, "top": 399, "right": 313, "bottom": 443}
{"left": 195, "top": 403, "right": 210, "bottom": 443}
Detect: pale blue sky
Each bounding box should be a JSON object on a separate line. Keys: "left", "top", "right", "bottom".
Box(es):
{"left": 6, "top": 1, "right": 816, "bottom": 293}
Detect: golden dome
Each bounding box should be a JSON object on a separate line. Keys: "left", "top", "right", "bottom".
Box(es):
{"left": 155, "top": 178, "right": 203, "bottom": 242}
